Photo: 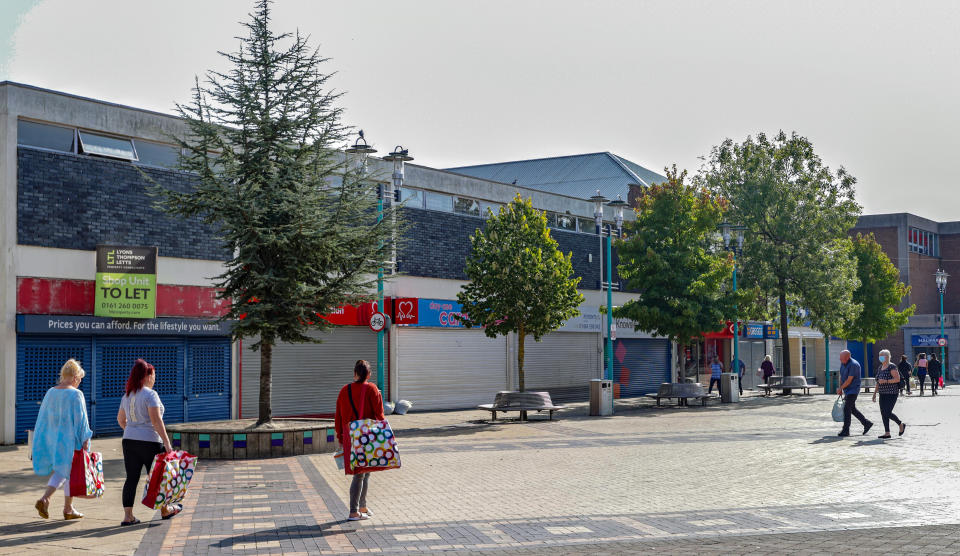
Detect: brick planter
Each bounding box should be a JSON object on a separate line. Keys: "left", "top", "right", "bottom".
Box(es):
{"left": 166, "top": 419, "right": 337, "bottom": 459}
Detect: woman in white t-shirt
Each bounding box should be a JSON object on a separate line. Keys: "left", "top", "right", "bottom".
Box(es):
{"left": 117, "top": 359, "right": 180, "bottom": 525}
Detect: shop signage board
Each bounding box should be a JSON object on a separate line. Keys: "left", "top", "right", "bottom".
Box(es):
{"left": 912, "top": 334, "right": 947, "bottom": 347}
{"left": 763, "top": 324, "right": 780, "bottom": 339}
{"left": 393, "top": 298, "right": 419, "bottom": 325}
{"left": 17, "top": 314, "right": 232, "bottom": 336}
{"left": 415, "top": 298, "right": 466, "bottom": 327}
{"left": 744, "top": 323, "right": 765, "bottom": 339}
{"left": 94, "top": 245, "right": 158, "bottom": 318}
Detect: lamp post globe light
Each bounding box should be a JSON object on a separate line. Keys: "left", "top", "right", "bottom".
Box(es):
{"left": 718, "top": 222, "right": 746, "bottom": 401}
{"left": 602, "top": 195, "right": 628, "bottom": 392}
{"left": 936, "top": 269, "right": 949, "bottom": 376}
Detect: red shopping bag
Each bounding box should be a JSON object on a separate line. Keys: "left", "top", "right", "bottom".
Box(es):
{"left": 141, "top": 450, "right": 198, "bottom": 509}
{"left": 68, "top": 449, "right": 104, "bottom": 499}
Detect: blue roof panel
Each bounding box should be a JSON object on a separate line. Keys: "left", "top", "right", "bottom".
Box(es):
{"left": 446, "top": 152, "right": 666, "bottom": 201}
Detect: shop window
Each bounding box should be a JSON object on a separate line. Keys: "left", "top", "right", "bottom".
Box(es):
{"left": 17, "top": 119, "right": 75, "bottom": 153}
{"left": 400, "top": 187, "right": 424, "bottom": 208}
{"left": 908, "top": 227, "right": 939, "bottom": 257}
{"left": 78, "top": 130, "right": 138, "bottom": 161}
{"left": 479, "top": 201, "right": 502, "bottom": 218}
{"left": 424, "top": 191, "right": 453, "bottom": 212}
{"left": 578, "top": 217, "right": 596, "bottom": 234}
{"left": 554, "top": 212, "right": 576, "bottom": 231}
{"left": 134, "top": 140, "right": 180, "bottom": 169}
{"left": 454, "top": 197, "right": 481, "bottom": 217}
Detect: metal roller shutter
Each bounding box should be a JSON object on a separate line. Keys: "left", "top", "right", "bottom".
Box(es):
{"left": 517, "top": 332, "right": 599, "bottom": 403}
{"left": 613, "top": 338, "right": 671, "bottom": 397}
{"left": 241, "top": 327, "right": 378, "bottom": 418}
{"left": 186, "top": 339, "right": 232, "bottom": 422}
{"left": 397, "top": 329, "right": 507, "bottom": 410}
{"left": 15, "top": 337, "right": 94, "bottom": 443}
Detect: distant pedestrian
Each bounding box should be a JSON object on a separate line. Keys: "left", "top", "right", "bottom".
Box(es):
{"left": 837, "top": 350, "right": 873, "bottom": 437}
{"left": 32, "top": 359, "right": 93, "bottom": 521}
{"left": 335, "top": 360, "right": 385, "bottom": 521}
{"left": 738, "top": 358, "right": 746, "bottom": 394}
{"left": 873, "top": 349, "right": 906, "bottom": 439}
{"left": 118, "top": 359, "right": 181, "bottom": 525}
{"left": 897, "top": 355, "right": 912, "bottom": 395}
{"left": 760, "top": 355, "right": 776, "bottom": 395}
{"left": 928, "top": 353, "right": 942, "bottom": 396}
{"left": 707, "top": 357, "right": 723, "bottom": 397}
{"left": 916, "top": 353, "right": 928, "bottom": 395}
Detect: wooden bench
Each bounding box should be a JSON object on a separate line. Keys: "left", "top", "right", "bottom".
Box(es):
{"left": 757, "top": 375, "right": 814, "bottom": 395}
{"left": 650, "top": 383, "right": 713, "bottom": 406}
{"left": 478, "top": 391, "right": 566, "bottom": 421}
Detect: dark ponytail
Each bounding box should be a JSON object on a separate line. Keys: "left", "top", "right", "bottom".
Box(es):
{"left": 354, "top": 360, "right": 370, "bottom": 383}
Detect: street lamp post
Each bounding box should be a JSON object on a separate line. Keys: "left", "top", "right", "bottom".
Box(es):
{"left": 381, "top": 146, "right": 413, "bottom": 397}
{"left": 606, "top": 196, "right": 628, "bottom": 385}
{"left": 936, "top": 269, "right": 949, "bottom": 380}
{"left": 346, "top": 132, "right": 382, "bottom": 390}
{"left": 590, "top": 191, "right": 610, "bottom": 382}
{"left": 719, "top": 222, "right": 746, "bottom": 397}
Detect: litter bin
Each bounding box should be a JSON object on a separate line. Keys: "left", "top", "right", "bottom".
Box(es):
{"left": 590, "top": 379, "right": 613, "bottom": 416}
{"left": 721, "top": 373, "right": 740, "bottom": 403}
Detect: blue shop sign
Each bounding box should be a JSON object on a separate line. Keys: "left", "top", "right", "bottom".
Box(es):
{"left": 17, "top": 314, "right": 233, "bottom": 336}
{"left": 744, "top": 323, "right": 765, "bottom": 339}
{"left": 763, "top": 324, "right": 780, "bottom": 339}
{"left": 912, "top": 334, "right": 947, "bottom": 347}
{"left": 414, "top": 299, "right": 466, "bottom": 328}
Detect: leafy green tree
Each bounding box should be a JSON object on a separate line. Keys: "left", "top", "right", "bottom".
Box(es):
{"left": 156, "top": 0, "right": 396, "bottom": 426}
{"left": 699, "top": 131, "right": 861, "bottom": 376}
{"left": 841, "top": 233, "right": 914, "bottom": 368}
{"left": 613, "top": 166, "right": 739, "bottom": 379}
{"left": 457, "top": 195, "right": 584, "bottom": 409}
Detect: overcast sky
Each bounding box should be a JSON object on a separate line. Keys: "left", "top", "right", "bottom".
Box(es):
{"left": 2, "top": 0, "right": 958, "bottom": 219}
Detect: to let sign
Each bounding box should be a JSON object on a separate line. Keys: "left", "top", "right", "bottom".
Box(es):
{"left": 94, "top": 245, "right": 158, "bottom": 319}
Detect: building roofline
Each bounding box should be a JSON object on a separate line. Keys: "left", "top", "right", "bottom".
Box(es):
{"left": 0, "top": 80, "right": 179, "bottom": 121}
{"left": 446, "top": 151, "right": 614, "bottom": 170}
{"left": 417, "top": 164, "right": 609, "bottom": 205}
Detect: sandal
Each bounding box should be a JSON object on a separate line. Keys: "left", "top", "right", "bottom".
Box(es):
{"left": 63, "top": 509, "right": 84, "bottom": 520}
{"left": 35, "top": 499, "right": 49, "bottom": 520}
{"left": 120, "top": 518, "right": 141, "bottom": 526}
{"left": 161, "top": 504, "right": 183, "bottom": 520}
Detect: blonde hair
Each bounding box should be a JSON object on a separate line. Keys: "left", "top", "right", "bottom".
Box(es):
{"left": 60, "top": 359, "right": 86, "bottom": 382}
{"left": 879, "top": 349, "right": 892, "bottom": 361}
{"left": 764, "top": 355, "right": 772, "bottom": 362}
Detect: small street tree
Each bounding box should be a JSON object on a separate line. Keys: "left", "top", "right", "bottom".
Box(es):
{"left": 613, "top": 166, "right": 739, "bottom": 380}
{"left": 457, "top": 195, "right": 583, "bottom": 412}
{"left": 841, "top": 233, "right": 915, "bottom": 369}
{"left": 699, "top": 131, "right": 861, "bottom": 377}
{"left": 156, "top": 0, "right": 396, "bottom": 426}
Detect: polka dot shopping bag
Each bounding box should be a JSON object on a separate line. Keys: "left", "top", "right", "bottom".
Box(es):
{"left": 141, "top": 450, "right": 198, "bottom": 509}
{"left": 346, "top": 384, "right": 401, "bottom": 473}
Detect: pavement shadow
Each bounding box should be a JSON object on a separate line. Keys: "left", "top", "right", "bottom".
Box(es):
{"left": 851, "top": 438, "right": 886, "bottom": 447}
{"left": 810, "top": 435, "right": 844, "bottom": 444}
{"left": 0, "top": 457, "right": 127, "bottom": 498}
{"left": 214, "top": 521, "right": 344, "bottom": 548}
{"left": 0, "top": 521, "right": 154, "bottom": 548}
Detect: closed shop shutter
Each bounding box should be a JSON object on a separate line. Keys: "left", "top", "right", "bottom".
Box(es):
{"left": 517, "top": 332, "right": 598, "bottom": 403}
{"left": 613, "top": 338, "right": 671, "bottom": 397}
{"left": 15, "top": 337, "right": 93, "bottom": 443}
{"left": 397, "top": 329, "right": 507, "bottom": 410}
{"left": 742, "top": 340, "right": 767, "bottom": 390}
{"left": 186, "top": 339, "right": 232, "bottom": 422}
{"left": 241, "top": 327, "right": 378, "bottom": 418}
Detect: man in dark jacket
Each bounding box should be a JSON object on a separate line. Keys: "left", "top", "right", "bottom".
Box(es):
{"left": 897, "top": 355, "right": 912, "bottom": 395}
{"left": 928, "top": 353, "right": 942, "bottom": 396}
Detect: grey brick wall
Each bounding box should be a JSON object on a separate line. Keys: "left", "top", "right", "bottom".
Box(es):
{"left": 17, "top": 147, "right": 228, "bottom": 260}
{"left": 399, "top": 208, "right": 616, "bottom": 289}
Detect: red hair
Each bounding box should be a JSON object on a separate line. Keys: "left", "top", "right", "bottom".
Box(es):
{"left": 125, "top": 359, "right": 155, "bottom": 396}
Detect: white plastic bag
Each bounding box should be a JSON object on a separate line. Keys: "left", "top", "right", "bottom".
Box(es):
{"left": 831, "top": 395, "right": 845, "bottom": 422}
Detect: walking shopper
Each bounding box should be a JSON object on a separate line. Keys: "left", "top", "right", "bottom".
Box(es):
{"left": 873, "top": 349, "right": 906, "bottom": 439}
{"left": 760, "top": 355, "right": 776, "bottom": 396}
{"left": 736, "top": 358, "right": 745, "bottom": 395}
{"left": 32, "top": 359, "right": 93, "bottom": 520}
{"left": 916, "top": 353, "right": 928, "bottom": 396}
{"left": 928, "top": 353, "right": 942, "bottom": 396}
{"left": 837, "top": 350, "right": 873, "bottom": 437}
{"left": 707, "top": 357, "right": 723, "bottom": 397}
{"left": 897, "top": 355, "right": 912, "bottom": 395}
{"left": 118, "top": 359, "right": 181, "bottom": 525}
{"left": 335, "top": 360, "right": 386, "bottom": 521}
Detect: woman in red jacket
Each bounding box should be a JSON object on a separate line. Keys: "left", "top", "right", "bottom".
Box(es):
{"left": 334, "top": 360, "right": 385, "bottom": 521}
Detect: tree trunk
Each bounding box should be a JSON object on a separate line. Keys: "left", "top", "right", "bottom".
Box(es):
{"left": 518, "top": 325, "right": 527, "bottom": 421}
{"left": 257, "top": 342, "right": 273, "bottom": 426}
{"left": 676, "top": 343, "right": 684, "bottom": 383}
{"left": 778, "top": 286, "right": 792, "bottom": 395}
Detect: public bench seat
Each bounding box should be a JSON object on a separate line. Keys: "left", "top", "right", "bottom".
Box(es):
{"left": 861, "top": 378, "right": 877, "bottom": 392}
{"left": 478, "top": 391, "right": 565, "bottom": 421}
{"left": 648, "top": 382, "right": 714, "bottom": 406}
{"left": 757, "top": 375, "right": 814, "bottom": 395}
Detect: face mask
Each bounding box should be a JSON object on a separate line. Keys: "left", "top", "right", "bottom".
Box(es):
{"left": 879, "top": 355, "right": 887, "bottom": 363}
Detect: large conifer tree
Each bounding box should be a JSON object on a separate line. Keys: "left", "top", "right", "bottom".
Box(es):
{"left": 158, "top": 0, "right": 396, "bottom": 425}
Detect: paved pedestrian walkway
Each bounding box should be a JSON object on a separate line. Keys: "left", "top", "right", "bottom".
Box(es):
{"left": 2, "top": 388, "right": 959, "bottom": 554}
